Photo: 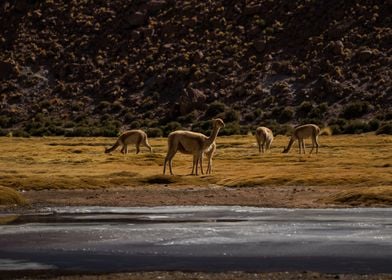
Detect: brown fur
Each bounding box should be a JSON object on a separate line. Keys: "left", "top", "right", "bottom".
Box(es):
{"left": 283, "top": 124, "right": 320, "bottom": 154}
{"left": 255, "top": 127, "right": 274, "bottom": 153}
{"left": 163, "top": 118, "right": 224, "bottom": 175}
{"left": 105, "top": 130, "right": 152, "bottom": 154}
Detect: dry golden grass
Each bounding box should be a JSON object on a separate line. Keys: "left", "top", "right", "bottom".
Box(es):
{"left": 0, "top": 134, "right": 391, "bottom": 205}
{"left": 0, "top": 185, "right": 27, "bottom": 206}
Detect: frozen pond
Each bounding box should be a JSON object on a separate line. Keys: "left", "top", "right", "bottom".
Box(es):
{"left": 0, "top": 206, "right": 391, "bottom": 273}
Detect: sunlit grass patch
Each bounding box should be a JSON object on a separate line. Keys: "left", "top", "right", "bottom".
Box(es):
{"left": 0, "top": 215, "right": 19, "bottom": 225}
{"left": 0, "top": 186, "right": 27, "bottom": 206}
{"left": 0, "top": 134, "right": 391, "bottom": 208}
{"left": 109, "top": 171, "right": 139, "bottom": 177}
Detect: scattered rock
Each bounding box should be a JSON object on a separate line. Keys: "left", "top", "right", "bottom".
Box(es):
{"left": 127, "top": 11, "right": 147, "bottom": 26}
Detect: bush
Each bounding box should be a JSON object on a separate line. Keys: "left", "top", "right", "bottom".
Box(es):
{"left": 341, "top": 101, "right": 372, "bottom": 119}
{"left": 191, "top": 120, "right": 210, "bottom": 134}
{"left": 279, "top": 107, "right": 295, "bottom": 123}
{"left": 296, "top": 101, "right": 313, "bottom": 118}
{"left": 368, "top": 119, "right": 381, "bottom": 131}
{"left": 0, "top": 129, "right": 8, "bottom": 136}
{"left": 384, "top": 111, "right": 392, "bottom": 121}
{"left": 343, "top": 120, "right": 370, "bottom": 134}
{"left": 205, "top": 101, "right": 226, "bottom": 118}
{"left": 12, "top": 130, "right": 30, "bottom": 137}
{"left": 376, "top": 122, "right": 392, "bottom": 135}
{"left": 130, "top": 120, "right": 141, "bottom": 129}
{"left": 163, "top": 121, "right": 182, "bottom": 136}
{"left": 309, "top": 103, "right": 328, "bottom": 119}
{"left": 147, "top": 127, "right": 163, "bottom": 138}
{"left": 124, "top": 112, "right": 135, "bottom": 123}
{"left": 178, "top": 110, "right": 198, "bottom": 124}
{"left": 329, "top": 124, "right": 342, "bottom": 135}
{"left": 273, "top": 124, "right": 292, "bottom": 136}
{"left": 0, "top": 116, "right": 11, "bottom": 128}
{"left": 223, "top": 109, "right": 240, "bottom": 122}
{"left": 220, "top": 122, "right": 240, "bottom": 136}
{"left": 97, "top": 101, "right": 111, "bottom": 112}
{"left": 254, "top": 108, "right": 263, "bottom": 118}
{"left": 98, "top": 127, "right": 118, "bottom": 137}
{"left": 65, "top": 126, "right": 92, "bottom": 137}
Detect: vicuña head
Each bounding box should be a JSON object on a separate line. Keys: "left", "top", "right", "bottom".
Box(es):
{"left": 211, "top": 118, "right": 225, "bottom": 129}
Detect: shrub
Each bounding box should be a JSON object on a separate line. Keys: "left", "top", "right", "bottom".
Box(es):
{"left": 124, "top": 112, "right": 135, "bottom": 123}
{"left": 163, "top": 121, "right": 182, "bottom": 136}
{"left": 384, "top": 111, "right": 392, "bottom": 121}
{"left": 254, "top": 108, "right": 263, "bottom": 118}
{"left": 341, "top": 101, "right": 372, "bottom": 119}
{"left": 279, "top": 107, "right": 295, "bottom": 123}
{"left": 273, "top": 124, "right": 292, "bottom": 136}
{"left": 205, "top": 101, "right": 226, "bottom": 118}
{"left": 0, "top": 129, "right": 8, "bottom": 136}
{"left": 0, "top": 116, "right": 11, "bottom": 128}
{"left": 147, "top": 127, "right": 163, "bottom": 138}
{"left": 65, "top": 126, "right": 92, "bottom": 137}
{"left": 220, "top": 122, "right": 240, "bottom": 136}
{"left": 239, "top": 124, "right": 253, "bottom": 135}
{"left": 111, "top": 101, "right": 123, "bottom": 112}
{"left": 97, "top": 101, "right": 111, "bottom": 112}
{"left": 98, "top": 126, "right": 118, "bottom": 137}
{"left": 330, "top": 124, "right": 343, "bottom": 135}
{"left": 296, "top": 101, "right": 313, "bottom": 118}
{"left": 223, "top": 109, "right": 240, "bottom": 122}
{"left": 368, "top": 119, "right": 381, "bottom": 131}
{"left": 376, "top": 122, "right": 392, "bottom": 135}
{"left": 130, "top": 120, "right": 141, "bottom": 129}
{"left": 191, "top": 120, "right": 210, "bottom": 134}
{"left": 178, "top": 110, "right": 198, "bottom": 124}
{"left": 0, "top": 186, "right": 27, "bottom": 206}
{"left": 309, "top": 103, "right": 328, "bottom": 119}
{"left": 12, "top": 130, "right": 30, "bottom": 137}
{"left": 343, "top": 120, "right": 370, "bottom": 134}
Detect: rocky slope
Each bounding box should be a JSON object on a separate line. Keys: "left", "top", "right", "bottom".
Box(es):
{"left": 0, "top": 0, "right": 391, "bottom": 136}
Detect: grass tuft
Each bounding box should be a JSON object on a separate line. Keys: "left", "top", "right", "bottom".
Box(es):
{"left": 0, "top": 186, "right": 27, "bottom": 206}
{"left": 325, "top": 186, "right": 392, "bottom": 205}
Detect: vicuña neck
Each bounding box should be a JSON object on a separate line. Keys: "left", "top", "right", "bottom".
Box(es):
{"left": 206, "top": 126, "right": 220, "bottom": 146}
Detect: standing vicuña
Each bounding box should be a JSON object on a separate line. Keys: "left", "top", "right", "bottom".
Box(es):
{"left": 204, "top": 142, "right": 216, "bottom": 174}
{"left": 105, "top": 130, "right": 152, "bottom": 154}
{"left": 283, "top": 124, "right": 320, "bottom": 154}
{"left": 255, "top": 127, "right": 274, "bottom": 153}
{"left": 163, "top": 118, "right": 225, "bottom": 175}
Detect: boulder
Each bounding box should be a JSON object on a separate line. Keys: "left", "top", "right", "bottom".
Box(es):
{"left": 0, "top": 60, "right": 17, "bottom": 80}
{"left": 179, "top": 87, "right": 207, "bottom": 115}
{"left": 253, "top": 39, "right": 266, "bottom": 53}
{"left": 146, "top": 0, "right": 167, "bottom": 13}
{"left": 127, "top": 11, "right": 147, "bottom": 26}
{"left": 244, "top": 5, "right": 262, "bottom": 15}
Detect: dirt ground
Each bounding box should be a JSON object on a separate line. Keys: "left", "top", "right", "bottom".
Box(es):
{"left": 17, "top": 184, "right": 388, "bottom": 210}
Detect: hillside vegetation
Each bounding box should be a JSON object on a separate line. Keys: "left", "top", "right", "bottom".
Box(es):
{"left": 0, "top": 0, "right": 391, "bottom": 136}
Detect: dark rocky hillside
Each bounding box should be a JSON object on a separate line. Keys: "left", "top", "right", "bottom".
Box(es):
{"left": 0, "top": 0, "right": 391, "bottom": 136}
